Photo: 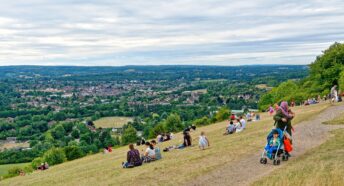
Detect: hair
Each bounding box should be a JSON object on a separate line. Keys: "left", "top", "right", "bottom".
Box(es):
{"left": 239, "top": 116, "right": 243, "bottom": 119}
{"left": 145, "top": 142, "right": 154, "bottom": 150}
{"left": 200, "top": 131, "right": 205, "bottom": 136}
{"left": 230, "top": 121, "right": 233, "bottom": 124}
{"left": 129, "top": 144, "right": 135, "bottom": 150}
{"left": 151, "top": 140, "right": 157, "bottom": 145}
{"left": 273, "top": 130, "right": 279, "bottom": 135}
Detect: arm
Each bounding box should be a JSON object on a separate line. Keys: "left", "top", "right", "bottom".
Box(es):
{"left": 273, "top": 110, "right": 283, "bottom": 122}
{"left": 127, "top": 151, "right": 130, "bottom": 162}
{"left": 206, "top": 137, "right": 210, "bottom": 146}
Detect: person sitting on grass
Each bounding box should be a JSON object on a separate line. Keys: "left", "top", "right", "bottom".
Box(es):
{"left": 234, "top": 119, "right": 243, "bottom": 133}
{"left": 122, "top": 144, "right": 142, "bottom": 168}
{"left": 226, "top": 121, "right": 236, "bottom": 134}
{"left": 199, "top": 131, "right": 210, "bottom": 150}
{"left": 38, "top": 163, "right": 47, "bottom": 170}
{"left": 151, "top": 140, "right": 162, "bottom": 160}
{"left": 44, "top": 162, "right": 49, "bottom": 170}
{"left": 178, "top": 131, "right": 192, "bottom": 149}
{"left": 141, "top": 142, "right": 156, "bottom": 163}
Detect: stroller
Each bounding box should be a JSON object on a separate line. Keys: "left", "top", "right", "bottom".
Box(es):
{"left": 260, "top": 126, "right": 290, "bottom": 165}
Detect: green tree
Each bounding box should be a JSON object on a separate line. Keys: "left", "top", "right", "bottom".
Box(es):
{"left": 64, "top": 146, "right": 85, "bottom": 161}
{"left": 121, "top": 125, "right": 138, "bottom": 145}
{"left": 42, "top": 148, "right": 67, "bottom": 166}
{"left": 164, "top": 113, "right": 183, "bottom": 132}
{"left": 215, "top": 106, "right": 231, "bottom": 122}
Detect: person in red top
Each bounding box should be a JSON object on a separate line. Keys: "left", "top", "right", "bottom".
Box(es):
{"left": 230, "top": 114, "right": 236, "bottom": 121}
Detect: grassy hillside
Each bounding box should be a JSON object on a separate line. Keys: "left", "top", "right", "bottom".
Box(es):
{"left": 0, "top": 163, "right": 30, "bottom": 177}
{"left": 1, "top": 103, "right": 331, "bottom": 186}
{"left": 253, "top": 128, "right": 344, "bottom": 186}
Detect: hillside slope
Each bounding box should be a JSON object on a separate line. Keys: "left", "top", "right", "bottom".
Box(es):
{"left": 2, "top": 103, "right": 341, "bottom": 186}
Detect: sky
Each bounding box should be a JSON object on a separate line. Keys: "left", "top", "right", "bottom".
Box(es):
{"left": 0, "top": 0, "right": 344, "bottom": 66}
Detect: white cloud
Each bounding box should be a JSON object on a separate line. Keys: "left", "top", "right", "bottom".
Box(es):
{"left": 0, "top": 0, "right": 344, "bottom": 66}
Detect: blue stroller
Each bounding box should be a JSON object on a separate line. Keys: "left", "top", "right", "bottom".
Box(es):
{"left": 260, "top": 127, "right": 289, "bottom": 165}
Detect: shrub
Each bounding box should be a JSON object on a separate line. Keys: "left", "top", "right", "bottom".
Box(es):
{"left": 64, "top": 146, "right": 85, "bottom": 161}
{"left": 215, "top": 107, "right": 231, "bottom": 122}
{"left": 31, "top": 157, "right": 44, "bottom": 169}
{"left": 121, "top": 125, "right": 138, "bottom": 145}
{"left": 42, "top": 148, "right": 67, "bottom": 166}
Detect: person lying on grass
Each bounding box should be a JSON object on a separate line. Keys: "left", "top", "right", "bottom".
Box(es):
{"left": 122, "top": 144, "right": 142, "bottom": 168}
{"left": 199, "top": 131, "right": 210, "bottom": 150}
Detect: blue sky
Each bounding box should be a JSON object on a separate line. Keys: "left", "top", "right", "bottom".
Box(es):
{"left": 0, "top": 0, "right": 344, "bottom": 66}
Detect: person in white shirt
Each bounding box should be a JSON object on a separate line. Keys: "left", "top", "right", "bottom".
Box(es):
{"left": 199, "top": 131, "right": 210, "bottom": 150}
{"left": 142, "top": 142, "right": 155, "bottom": 163}
{"left": 234, "top": 119, "right": 243, "bottom": 133}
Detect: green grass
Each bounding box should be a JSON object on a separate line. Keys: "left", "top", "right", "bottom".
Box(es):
{"left": 322, "top": 114, "right": 344, "bottom": 125}
{"left": 252, "top": 129, "right": 344, "bottom": 186}
{"left": 93, "top": 117, "right": 133, "bottom": 128}
{"left": 1, "top": 103, "right": 331, "bottom": 186}
{"left": 0, "top": 163, "right": 30, "bottom": 177}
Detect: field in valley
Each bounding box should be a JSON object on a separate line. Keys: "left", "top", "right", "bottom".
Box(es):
{"left": 93, "top": 117, "right": 133, "bottom": 128}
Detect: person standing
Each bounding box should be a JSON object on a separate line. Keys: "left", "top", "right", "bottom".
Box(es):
{"left": 331, "top": 85, "right": 338, "bottom": 103}
{"left": 273, "top": 101, "right": 294, "bottom": 140}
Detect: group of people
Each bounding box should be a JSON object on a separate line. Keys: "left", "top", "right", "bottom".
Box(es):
{"left": 122, "top": 140, "right": 162, "bottom": 168}
{"left": 224, "top": 116, "right": 247, "bottom": 135}
{"left": 37, "top": 162, "right": 49, "bottom": 171}
{"left": 156, "top": 132, "right": 174, "bottom": 143}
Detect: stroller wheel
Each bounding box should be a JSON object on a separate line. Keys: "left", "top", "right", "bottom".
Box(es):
{"left": 273, "top": 160, "right": 277, "bottom": 165}
{"left": 282, "top": 154, "right": 289, "bottom": 161}
{"left": 260, "top": 158, "right": 264, "bottom": 164}
{"left": 277, "top": 160, "right": 281, "bottom": 165}
{"left": 263, "top": 158, "right": 267, "bottom": 164}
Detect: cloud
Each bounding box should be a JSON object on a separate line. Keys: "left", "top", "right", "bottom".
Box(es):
{"left": 0, "top": 0, "right": 344, "bottom": 66}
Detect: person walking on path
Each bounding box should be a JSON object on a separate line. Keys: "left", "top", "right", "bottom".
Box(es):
{"left": 273, "top": 101, "right": 295, "bottom": 140}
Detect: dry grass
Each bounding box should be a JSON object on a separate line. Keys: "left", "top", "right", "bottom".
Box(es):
{"left": 252, "top": 128, "right": 344, "bottom": 186}
{"left": 1, "top": 103, "right": 330, "bottom": 186}
{"left": 93, "top": 117, "right": 133, "bottom": 128}
{"left": 0, "top": 163, "right": 30, "bottom": 177}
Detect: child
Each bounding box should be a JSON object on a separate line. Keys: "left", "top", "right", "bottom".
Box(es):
{"left": 265, "top": 130, "right": 281, "bottom": 159}
{"left": 199, "top": 131, "right": 210, "bottom": 150}
{"left": 269, "top": 130, "right": 281, "bottom": 148}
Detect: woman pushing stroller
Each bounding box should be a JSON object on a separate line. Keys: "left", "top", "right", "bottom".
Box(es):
{"left": 273, "top": 101, "right": 294, "bottom": 155}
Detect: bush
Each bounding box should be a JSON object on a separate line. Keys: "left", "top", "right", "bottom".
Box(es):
{"left": 64, "top": 146, "right": 85, "bottom": 161}
{"left": 121, "top": 125, "right": 138, "bottom": 145}
{"left": 4, "top": 167, "right": 22, "bottom": 179}
{"left": 42, "top": 148, "right": 67, "bottom": 166}
{"left": 215, "top": 107, "right": 231, "bottom": 122}
{"left": 164, "top": 114, "right": 184, "bottom": 132}
{"left": 193, "top": 116, "right": 211, "bottom": 126}
{"left": 31, "top": 157, "right": 44, "bottom": 169}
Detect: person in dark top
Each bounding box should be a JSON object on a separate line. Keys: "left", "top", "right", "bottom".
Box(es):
{"left": 122, "top": 144, "right": 142, "bottom": 168}
{"left": 183, "top": 131, "right": 192, "bottom": 147}
{"left": 183, "top": 126, "right": 191, "bottom": 134}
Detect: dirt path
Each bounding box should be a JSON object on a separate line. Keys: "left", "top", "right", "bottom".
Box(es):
{"left": 187, "top": 104, "right": 344, "bottom": 186}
